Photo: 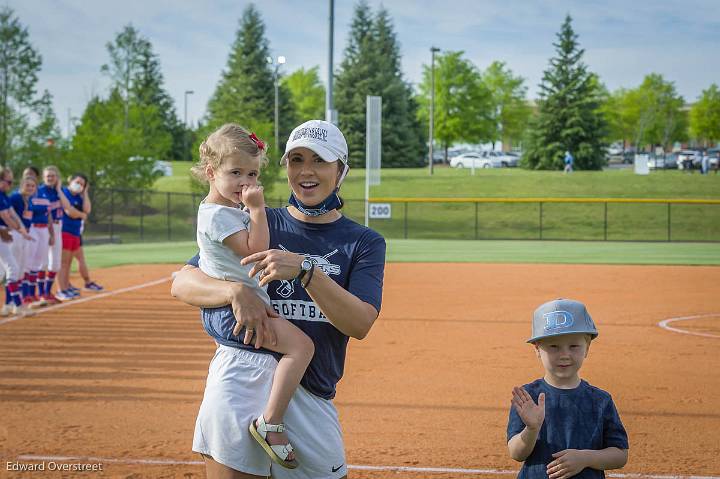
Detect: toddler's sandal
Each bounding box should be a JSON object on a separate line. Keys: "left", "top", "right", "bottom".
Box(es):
{"left": 249, "top": 415, "right": 299, "bottom": 469}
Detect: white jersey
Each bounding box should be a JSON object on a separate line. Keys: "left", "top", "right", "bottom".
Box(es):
{"left": 196, "top": 202, "right": 270, "bottom": 304}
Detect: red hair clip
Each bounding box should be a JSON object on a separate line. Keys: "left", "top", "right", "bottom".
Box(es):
{"left": 249, "top": 133, "right": 265, "bottom": 151}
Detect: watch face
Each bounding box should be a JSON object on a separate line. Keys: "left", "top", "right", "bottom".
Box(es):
{"left": 301, "top": 258, "right": 312, "bottom": 270}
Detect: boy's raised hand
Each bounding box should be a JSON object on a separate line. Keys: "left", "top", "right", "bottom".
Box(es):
{"left": 512, "top": 386, "right": 545, "bottom": 431}
{"left": 241, "top": 185, "right": 265, "bottom": 209}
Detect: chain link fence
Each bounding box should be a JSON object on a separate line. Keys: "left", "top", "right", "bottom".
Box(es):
{"left": 82, "top": 189, "right": 720, "bottom": 244}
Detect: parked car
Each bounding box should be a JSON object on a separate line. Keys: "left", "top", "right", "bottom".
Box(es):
{"left": 449, "top": 152, "right": 489, "bottom": 169}
{"left": 504, "top": 152, "right": 521, "bottom": 167}
{"left": 607, "top": 146, "right": 635, "bottom": 164}
{"left": 488, "top": 151, "right": 520, "bottom": 167}
{"left": 153, "top": 160, "right": 173, "bottom": 176}
{"left": 426, "top": 150, "right": 445, "bottom": 164}
{"left": 646, "top": 153, "right": 678, "bottom": 169}
{"left": 622, "top": 150, "right": 635, "bottom": 164}
{"left": 449, "top": 151, "right": 517, "bottom": 169}
{"left": 676, "top": 150, "right": 701, "bottom": 170}
{"left": 607, "top": 143, "right": 624, "bottom": 156}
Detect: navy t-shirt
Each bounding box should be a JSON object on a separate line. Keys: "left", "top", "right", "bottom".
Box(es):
{"left": 61, "top": 187, "right": 83, "bottom": 236}
{"left": 507, "top": 379, "right": 629, "bottom": 479}
{"left": 188, "top": 207, "right": 386, "bottom": 400}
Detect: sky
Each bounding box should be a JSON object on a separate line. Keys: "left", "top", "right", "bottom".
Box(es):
{"left": 6, "top": 0, "right": 720, "bottom": 137}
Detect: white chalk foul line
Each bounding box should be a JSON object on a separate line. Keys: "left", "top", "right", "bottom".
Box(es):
{"left": 14, "top": 455, "right": 720, "bottom": 479}
{"left": 349, "top": 464, "right": 514, "bottom": 475}
{"left": 17, "top": 455, "right": 202, "bottom": 466}
{"left": 0, "top": 276, "right": 171, "bottom": 327}
{"left": 657, "top": 313, "right": 720, "bottom": 339}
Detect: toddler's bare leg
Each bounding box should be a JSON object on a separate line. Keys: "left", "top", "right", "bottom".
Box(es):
{"left": 257, "top": 318, "right": 314, "bottom": 460}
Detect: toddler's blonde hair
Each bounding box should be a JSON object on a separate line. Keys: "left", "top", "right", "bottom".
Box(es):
{"left": 191, "top": 123, "right": 267, "bottom": 183}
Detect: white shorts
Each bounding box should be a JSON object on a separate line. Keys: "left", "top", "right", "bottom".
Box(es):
{"left": 48, "top": 222, "right": 62, "bottom": 271}
{"left": 29, "top": 226, "right": 49, "bottom": 271}
{"left": 193, "top": 345, "right": 346, "bottom": 479}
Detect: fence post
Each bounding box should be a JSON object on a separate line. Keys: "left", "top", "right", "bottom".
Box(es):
{"left": 474, "top": 201, "right": 479, "bottom": 240}
{"left": 403, "top": 201, "right": 408, "bottom": 239}
{"left": 140, "top": 190, "right": 144, "bottom": 241}
{"left": 109, "top": 189, "right": 115, "bottom": 243}
{"left": 539, "top": 202, "right": 544, "bottom": 240}
{"left": 667, "top": 203, "right": 671, "bottom": 242}
{"left": 167, "top": 192, "right": 171, "bottom": 241}
{"left": 604, "top": 202, "right": 608, "bottom": 241}
{"left": 192, "top": 193, "right": 197, "bottom": 237}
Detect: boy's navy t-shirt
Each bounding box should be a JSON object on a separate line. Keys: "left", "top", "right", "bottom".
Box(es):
{"left": 188, "top": 207, "right": 386, "bottom": 401}
{"left": 507, "top": 379, "right": 629, "bottom": 479}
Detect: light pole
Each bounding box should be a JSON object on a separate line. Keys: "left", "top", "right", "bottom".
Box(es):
{"left": 326, "top": 0, "right": 336, "bottom": 123}
{"left": 184, "top": 90, "right": 194, "bottom": 161}
{"left": 267, "top": 55, "right": 286, "bottom": 153}
{"left": 429, "top": 46, "right": 440, "bottom": 175}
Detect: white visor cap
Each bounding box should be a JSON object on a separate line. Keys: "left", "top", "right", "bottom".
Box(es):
{"left": 281, "top": 120, "right": 349, "bottom": 166}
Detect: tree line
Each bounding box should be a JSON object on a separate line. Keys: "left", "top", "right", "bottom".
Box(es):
{"left": 1, "top": 3, "right": 719, "bottom": 192}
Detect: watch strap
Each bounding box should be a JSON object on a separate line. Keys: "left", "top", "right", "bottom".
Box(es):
{"left": 296, "top": 257, "right": 311, "bottom": 282}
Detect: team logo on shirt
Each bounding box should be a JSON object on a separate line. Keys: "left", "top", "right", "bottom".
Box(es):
{"left": 543, "top": 311, "right": 574, "bottom": 331}
{"left": 274, "top": 245, "right": 342, "bottom": 298}
{"left": 271, "top": 300, "right": 328, "bottom": 323}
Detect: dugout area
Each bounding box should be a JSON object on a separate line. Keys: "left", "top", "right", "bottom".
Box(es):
{"left": 0, "top": 262, "right": 719, "bottom": 478}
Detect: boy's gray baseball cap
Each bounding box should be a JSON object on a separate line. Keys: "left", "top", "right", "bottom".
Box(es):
{"left": 527, "top": 298, "right": 598, "bottom": 343}
{"left": 281, "top": 120, "right": 348, "bottom": 166}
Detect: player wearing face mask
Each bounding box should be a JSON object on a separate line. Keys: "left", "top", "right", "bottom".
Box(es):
{"left": 55, "top": 174, "right": 103, "bottom": 301}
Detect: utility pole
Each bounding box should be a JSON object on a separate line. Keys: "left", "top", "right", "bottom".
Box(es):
{"left": 268, "top": 56, "right": 286, "bottom": 152}
{"left": 326, "top": 0, "right": 336, "bottom": 124}
{"left": 429, "top": 46, "right": 440, "bottom": 175}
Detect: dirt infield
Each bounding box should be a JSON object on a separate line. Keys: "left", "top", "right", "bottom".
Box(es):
{"left": 1, "top": 263, "right": 719, "bottom": 478}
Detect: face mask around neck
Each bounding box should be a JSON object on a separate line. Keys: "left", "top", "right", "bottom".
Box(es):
{"left": 288, "top": 188, "right": 342, "bottom": 217}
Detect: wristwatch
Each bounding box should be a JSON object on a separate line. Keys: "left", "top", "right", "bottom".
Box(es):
{"left": 296, "top": 257, "right": 313, "bottom": 283}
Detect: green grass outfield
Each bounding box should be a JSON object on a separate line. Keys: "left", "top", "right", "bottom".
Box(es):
{"left": 156, "top": 162, "right": 720, "bottom": 200}
{"left": 84, "top": 239, "right": 720, "bottom": 269}
{"left": 97, "top": 164, "right": 719, "bottom": 244}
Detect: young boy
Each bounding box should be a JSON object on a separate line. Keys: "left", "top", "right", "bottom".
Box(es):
{"left": 507, "top": 299, "right": 629, "bottom": 478}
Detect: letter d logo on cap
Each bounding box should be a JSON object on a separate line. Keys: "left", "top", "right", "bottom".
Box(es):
{"left": 543, "top": 311, "right": 574, "bottom": 331}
